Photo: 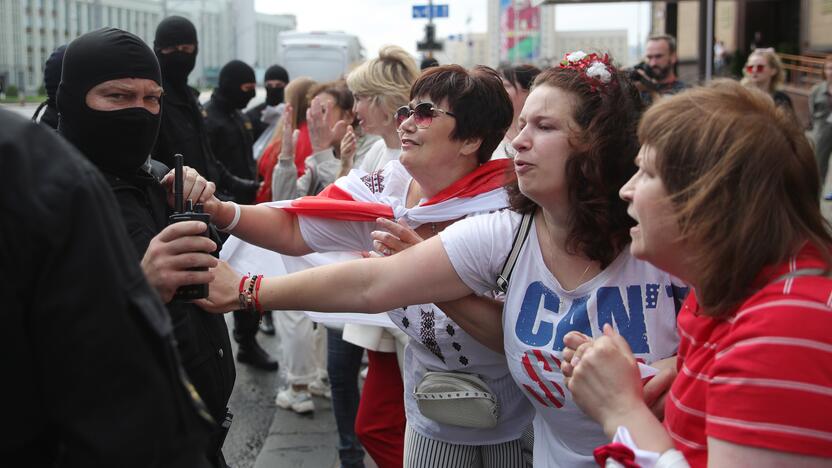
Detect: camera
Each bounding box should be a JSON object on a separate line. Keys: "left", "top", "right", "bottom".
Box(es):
{"left": 628, "top": 62, "right": 657, "bottom": 83}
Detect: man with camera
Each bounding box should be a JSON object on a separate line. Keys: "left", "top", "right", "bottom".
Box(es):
{"left": 631, "top": 34, "right": 688, "bottom": 106}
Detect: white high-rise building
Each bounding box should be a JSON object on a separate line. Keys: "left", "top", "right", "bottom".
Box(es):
{"left": 0, "top": 0, "right": 295, "bottom": 93}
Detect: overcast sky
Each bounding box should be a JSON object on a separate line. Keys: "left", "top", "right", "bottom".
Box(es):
{"left": 255, "top": 0, "right": 651, "bottom": 58}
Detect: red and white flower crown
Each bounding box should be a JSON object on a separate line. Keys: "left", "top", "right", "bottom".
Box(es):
{"left": 559, "top": 51, "right": 615, "bottom": 92}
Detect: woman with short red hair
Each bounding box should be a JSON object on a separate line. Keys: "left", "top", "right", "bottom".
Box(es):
{"left": 564, "top": 80, "right": 832, "bottom": 467}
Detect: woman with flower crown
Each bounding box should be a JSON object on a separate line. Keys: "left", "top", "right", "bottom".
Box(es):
{"left": 195, "top": 53, "right": 684, "bottom": 467}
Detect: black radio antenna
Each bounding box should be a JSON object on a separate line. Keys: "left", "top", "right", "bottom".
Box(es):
{"left": 174, "top": 153, "right": 184, "bottom": 214}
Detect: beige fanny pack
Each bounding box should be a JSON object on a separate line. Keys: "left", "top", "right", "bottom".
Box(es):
{"left": 414, "top": 371, "right": 499, "bottom": 429}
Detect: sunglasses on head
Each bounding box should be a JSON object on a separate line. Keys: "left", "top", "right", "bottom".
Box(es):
{"left": 745, "top": 64, "right": 766, "bottom": 73}
{"left": 395, "top": 102, "right": 456, "bottom": 128}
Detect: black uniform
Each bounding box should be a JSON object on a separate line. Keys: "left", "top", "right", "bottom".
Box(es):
{"left": 0, "top": 109, "right": 212, "bottom": 467}
{"left": 55, "top": 27, "right": 234, "bottom": 466}
{"left": 152, "top": 16, "right": 258, "bottom": 204}
{"left": 204, "top": 91, "right": 258, "bottom": 190}
{"left": 204, "top": 60, "right": 258, "bottom": 189}
{"left": 245, "top": 64, "right": 289, "bottom": 141}
{"left": 203, "top": 60, "right": 278, "bottom": 370}
{"left": 104, "top": 165, "right": 236, "bottom": 467}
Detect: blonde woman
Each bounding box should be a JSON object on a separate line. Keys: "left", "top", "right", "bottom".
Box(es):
{"left": 741, "top": 48, "right": 795, "bottom": 115}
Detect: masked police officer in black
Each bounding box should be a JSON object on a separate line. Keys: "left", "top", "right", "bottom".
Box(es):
{"left": 31, "top": 44, "right": 66, "bottom": 129}
{"left": 152, "top": 16, "right": 259, "bottom": 206}
{"left": 56, "top": 27, "right": 236, "bottom": 467}
{"left": 204, "top": 59, "right": 279, "bottom": 371}
{"left": 245, "top": 64, "right": 289, "bottom": 141}
{"left": 0, "top": 106, "right": 213, "bottom": 465}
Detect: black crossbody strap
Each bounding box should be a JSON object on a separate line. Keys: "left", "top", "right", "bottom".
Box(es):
{"left": 496, "top": 211, "right": 534, "bottom": 293}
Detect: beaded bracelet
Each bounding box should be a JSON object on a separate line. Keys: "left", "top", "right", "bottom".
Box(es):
{"left": 237, "top": 274, "right": 261, "bottom": 314}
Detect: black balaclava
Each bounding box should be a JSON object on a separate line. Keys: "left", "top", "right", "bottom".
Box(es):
{"left": 43, "top": 45, "right": 67, "bottom": 106}
{"left": 154, "top": 16, "right": 198, "bottom": 87}
{"left": 217, "top": 60, "right": 256, "bottom": 109}
{"left": 264, "top": 65, "right": 289, "bottom": 106}
{"left": 58, "top": 28, "right": 161, "bottom": 178}
{"left": 31, "top": 44, "right": 66, "bottom": 124}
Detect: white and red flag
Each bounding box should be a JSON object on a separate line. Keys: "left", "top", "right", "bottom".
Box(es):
{"left": 221, "top": 158, "right": 515, "bottom": 327}
{"left": 272, "top": 158, "right": 513, "bottom": 223}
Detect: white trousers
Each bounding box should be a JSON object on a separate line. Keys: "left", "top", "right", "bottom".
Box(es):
{"left": 274, "top": 310, "right": 327, "bottom": 385}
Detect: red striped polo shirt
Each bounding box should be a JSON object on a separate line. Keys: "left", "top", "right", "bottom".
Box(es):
{"left": 664, "top": 244, "right": 832, "bottom": 467}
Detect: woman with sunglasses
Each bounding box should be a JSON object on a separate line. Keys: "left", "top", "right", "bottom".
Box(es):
{"left": 191, "top": 54, "right": 684, "bottom": 467}
{"left": 186, "top": 65, "right": 532, "bottom": 467}
{"left": 562, "top": 80, "right": 832, "bottom": 468}
{"left": 741, "top": 48, "right": 795, "bottom": 117}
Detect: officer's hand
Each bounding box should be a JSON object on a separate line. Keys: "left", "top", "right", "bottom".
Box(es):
{"left": 141, "top": 221, "right": 218, "bottom": 303}
{"left": 160, "top": 165, "right": 219, "bottom": 211}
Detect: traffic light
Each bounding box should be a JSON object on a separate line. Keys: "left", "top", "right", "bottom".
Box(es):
{"left": 417, "top": 23, "right": 443, "bottom": 52}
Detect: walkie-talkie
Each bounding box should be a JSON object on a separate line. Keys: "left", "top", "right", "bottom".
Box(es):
{"left": 169, "top": 153, "right": 211, "bottom": 302}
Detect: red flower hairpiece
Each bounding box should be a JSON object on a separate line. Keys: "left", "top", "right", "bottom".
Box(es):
{"left": 558, "top": 51, "right": 615, "bottom": 93}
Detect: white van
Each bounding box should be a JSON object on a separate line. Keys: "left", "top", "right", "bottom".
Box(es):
{"left": 277, "top": 31, "right": 364, "bottom": 82}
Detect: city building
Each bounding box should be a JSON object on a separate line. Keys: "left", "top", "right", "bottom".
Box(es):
{"left": 486, "top": 0, "right": 557, "bottom": 67}
{"left": 553, "top": 30, "right": 630, "bottom": 67}
{"left": 650, "top": 0, "right": 832, "bottom": 67}
{"left": 441, "top": 32, "right": 489, "bottom": 68}
{"left": 0, "top": 0, "right": 295, "bottom": 94}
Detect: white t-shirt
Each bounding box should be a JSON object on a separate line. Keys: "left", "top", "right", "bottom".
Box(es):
{"left": 359, "top": 138, "right": 400, "bottom": 173}
{"left": 440, "top": 210, "right": 684, "bottom": 467}
{"left": 343, "top": 137, "right": 397, "bottom": 352}
{"left": 491, "top": 137, "right": 516, "bottom": 160}
{"left": 298, "top": 162, "right": 534, "bottom": 445}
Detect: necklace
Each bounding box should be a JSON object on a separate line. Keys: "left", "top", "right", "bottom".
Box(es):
{"left": 540, "top": 211, "right": 594, "bottom": 288}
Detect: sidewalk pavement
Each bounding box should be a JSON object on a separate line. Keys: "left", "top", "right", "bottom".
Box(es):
{"left": 253, "top": 394, "right": 378, "bottom": 468}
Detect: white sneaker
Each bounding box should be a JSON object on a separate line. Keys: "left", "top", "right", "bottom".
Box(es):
{"left": 275, "top": 387, "right": 315, "bottom": 414}
{"left": 308, "top": 377, "right": 332, "bottom": 399}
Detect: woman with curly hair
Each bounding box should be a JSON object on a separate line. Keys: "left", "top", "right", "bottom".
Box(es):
{"left": 193, "top": 53, "right": 684, "bottom": 467}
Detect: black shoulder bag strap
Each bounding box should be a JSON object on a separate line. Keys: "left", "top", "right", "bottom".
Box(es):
{"left": 496, "top": 211, "right": 534, "bottom": 293}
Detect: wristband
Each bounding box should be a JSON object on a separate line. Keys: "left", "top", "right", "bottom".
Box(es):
{"left": 237, "top": 274, "right": 260, "bottom": 314}
{"left": 594, "top": 426, "right": 690, "bottom": 468}
{"left": 217, "top": 202, "right": 241, "bottom": 232}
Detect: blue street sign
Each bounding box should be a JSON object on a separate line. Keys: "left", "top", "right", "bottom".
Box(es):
{"left": 412, "top": 4, "right": 449, "bottom": 19}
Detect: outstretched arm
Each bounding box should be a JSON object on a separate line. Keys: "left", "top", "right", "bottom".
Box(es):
{"left": 435, "top": 297, "right": 504, "bottom": 354}
{"left": 372, "top": 218, "right": 505, "bottom": 353}
{"left": 160, "top": 165, "right": 313, "bottom": 256}
{"left": 198, "top": 235, "right": 474, "bottom": 315}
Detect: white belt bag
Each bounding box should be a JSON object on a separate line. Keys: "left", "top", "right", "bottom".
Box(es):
{"left": 413, "top": 371, "right": 499, "bottom": 429}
